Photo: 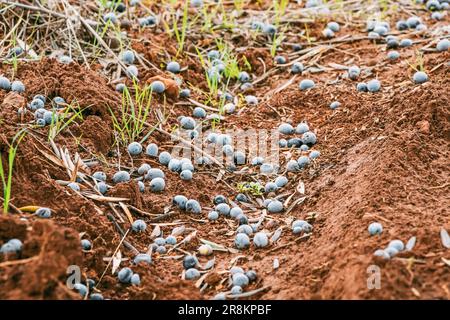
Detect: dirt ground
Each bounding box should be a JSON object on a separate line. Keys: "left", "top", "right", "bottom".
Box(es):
{"left": 0, "top": 1, "right": 449, "bottom": 300}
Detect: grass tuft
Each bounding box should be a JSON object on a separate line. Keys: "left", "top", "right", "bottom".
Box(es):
{"left": 173, "top": 0, "right": 189, "bottom": 57}
{"left": 109, "top": 81, "right": 153, "bottom": 146}
{"left": 0, "top": 129, "right": 27, "bottom": 215}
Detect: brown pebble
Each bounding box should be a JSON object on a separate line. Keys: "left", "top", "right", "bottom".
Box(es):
{"left": 107, "top": 37, "right": 121, "bottom": 50}
{"left": 416, "top": 120, "right": 430, "bottom": 135}
{"left": 120, "top": 19, "right": 132, "bottom": 29}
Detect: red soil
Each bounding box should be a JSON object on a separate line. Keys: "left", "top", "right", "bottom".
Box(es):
{"left": 0, "top": 4, "right": 449, "bottom": 300}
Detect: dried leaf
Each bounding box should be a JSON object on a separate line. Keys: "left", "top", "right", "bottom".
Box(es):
{"left": 440, "top": 229, "right": 450, "bottom": 249}
{"left": 216, "top": 169, "right": 225, "bottom": 182}
{"left": 229, "top": 255, "right": 246, "bottom": 268}
{"left": 308, "top": 66, "right": 325, "bottom": 73}
{"left": 150, "top": 225, "right": 161, "bottom": 239}
{"left": 255, "top": 198, "right": 264, "bottom": 207}
{"left": 442, "top": 257, "right": 450, "bottom": 267}
{"left": 283, "top": 191, "right": 296, "bottom": 208}
{"left": 70, "top": 157, "right": 80, "bottom": 182}
{"left": 75, "top": 152, "right": 90, "bottom": 172}
{"left": 16, "top": 39, "right": 38, "bottom": 58}
{"left": 64, "top": 148, "right": 76, "bottom": 172}
{"left": 44, "top": 140, "right": 58, "bottom": 160}
{"left": 271, "top": 227, "right": 282, "bottom": 243}
{"left": 226, "top": 286, "right": 270, "bottom": 299}
{"left": 195, "top": 272, "right": 209, "bottom": 288}
{"left": 406, "top": 236, "right": 416, "bottom": 251}
{"left": 285, "top": 196, "right": 306, "bottom": 215}
{"left": 111, "top": 250, "right": 122, "bottom": 275}
{"left": 201, "top": 258, "right": 215, "bottom": 271}
{"left": 297, "top": 181, "right": 305, "bottom": 194}
{"left": 183, "top": 230, "right": 197, "bottom": 243}
{"left": 227, "top": 247, "right": 239, "bottom": 254}
{"left": 83, "top": 194, "right": 129, "bottom": 202}
{"left": 119, "top": 202, "right": 134, "bottom": 225}
{"left": 200, "top": 239, "right": 227, "bottom": 252}
{"left": 272, "top": 75, "right": 297, "bottom": 96}
{"left": 35, "top": 147, "right": 64, "bottom": 168}
{"left": 171, "top": 225, "right": 185, "bottom": 236}
{"left": 328, "top": 62, "right": 349, "bottom": 70}
{"left": 273, "top": 258, "right": 279, "bottom": 269}
{"left": 239, "top": 202, "right": 256, "bottom": 210}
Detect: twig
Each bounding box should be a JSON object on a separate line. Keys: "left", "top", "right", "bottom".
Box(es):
{"left": 149, "top": 211, "right": 174, "bottom": 223}
{"left": 128, "top": 205, "right": 160, "bottom": 217}
{"left": 0, "top": 256, "right": 39, "bottom": 268}
{"left": 96, "top": 228, "right": 130, "bottom": 287}
{"left": 3, "top": 1, "right": 66, "bottom": 19}
{"left": 225, "top": 285, "right": 270, "bottom": 299}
